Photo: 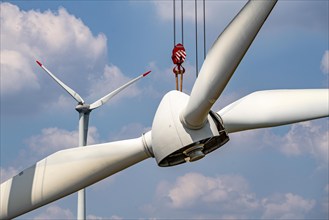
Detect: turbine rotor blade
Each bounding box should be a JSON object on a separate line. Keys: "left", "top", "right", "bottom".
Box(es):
{"left": 36, "top": 60, "right": 85, "bottom": 104}
{"left": 89, "top": 71, "right": 151, "bottom": 110}
{"left": 181, "top": 0, "right": 278, "bottom": 129}
{"left": 0, "top": 132, "right": 152, "bottom": 219}
{"left": 218, "top": 89, "right": 329, "bottom": 133}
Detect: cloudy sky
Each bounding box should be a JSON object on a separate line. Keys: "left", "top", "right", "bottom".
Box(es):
{"left": 1, "top": 0, "right": 328, "bottom": 219}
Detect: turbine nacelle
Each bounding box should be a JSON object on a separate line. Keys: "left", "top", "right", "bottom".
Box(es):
{"left": 151, "top": 91, "right": 229, "bottom": 167}
{"left": 75, "top": 103, "right": 91, "bottom": 113}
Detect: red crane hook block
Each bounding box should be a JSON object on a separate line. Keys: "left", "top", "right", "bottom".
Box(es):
{"left": 172, "top": 43, "right": 186, "bottom": 65}
{"left": 172, "top": 43, "right": 186, "bottom": 75}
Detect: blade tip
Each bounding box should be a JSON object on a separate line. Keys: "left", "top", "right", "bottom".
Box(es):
{"left": 143, "top": 70, "right": 151, "bottom": 77}
{"left": 36, "top": 60, "right": 42, "bottom": 67}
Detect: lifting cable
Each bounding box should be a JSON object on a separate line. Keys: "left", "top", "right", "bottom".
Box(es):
{"left": 195, "top": 0, "right": 198, "bottom": 78}
{"left": 173, "top": 0, "right": 176, "bottom": 46}
{"left": 172, "top": 0, "right": 206, "bottom": 89}
{"left": 203, "top": 0, "right": 206, "bottom": 60}
{"left": 172, "top": 0, "right": 185, "bottom": 92}
{"left": 172, "top": 0, "right": 184, "bottom": 46}
{"left": 195, "top": 0, "right": 206, "bottom": 78}
{"left": 181, "top": 0, "right": 184, "bottom": 45}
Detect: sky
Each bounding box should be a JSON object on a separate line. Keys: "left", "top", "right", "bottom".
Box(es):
{"left": 0, "top": 0, "right": 328, "bottom": 219}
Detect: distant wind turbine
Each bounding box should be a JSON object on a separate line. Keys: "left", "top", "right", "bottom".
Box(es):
{"left": 36, "top": 60, "right": 151, "bottom": 220}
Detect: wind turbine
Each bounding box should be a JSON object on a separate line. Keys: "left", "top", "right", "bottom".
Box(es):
{"left": 1, "top": 0, "right": 328, "bottom": 219}
{"left": 35, "top": 60, "right": 151, "bottom": 220}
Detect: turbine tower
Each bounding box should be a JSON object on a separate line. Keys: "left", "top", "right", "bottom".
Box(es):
{"left": 36, "top": 61, "right": 151, "bottom": 219}
{"left": 1, "top": 0, "right": 328, "bottom": 219}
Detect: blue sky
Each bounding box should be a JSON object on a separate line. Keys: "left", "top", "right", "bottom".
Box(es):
{"left": 1, "top": 0, "right": 328, "bottom": 219}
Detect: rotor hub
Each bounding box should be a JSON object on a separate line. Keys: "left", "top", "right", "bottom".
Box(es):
{"left": 183, "top": 144, "right": 205, "bottom": 162}
{"left": 151, "top": 91, "right": 229, "bottom": 167}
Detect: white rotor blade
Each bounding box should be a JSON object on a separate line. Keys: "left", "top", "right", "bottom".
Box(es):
{"left": 0, "top": 132, "right": 152, "bottom": 219}
{"left": 218, "top": 89, "right": 329, "bottom": 133}
{"left": 36, "top": 60, "right": 85, "bottom": 104}
{"left": 181, "top": 0, "right": 277, "bottom": 129}
{"left": 89, "top": 71, "right": 151, "bottom": 110}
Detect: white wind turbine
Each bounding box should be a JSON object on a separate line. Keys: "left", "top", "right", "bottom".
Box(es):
{"left": 35, "top": 60, "right": 151, "bottom": 219}
{"left": 1, "top": 0, "right": 328, "bottom": 219}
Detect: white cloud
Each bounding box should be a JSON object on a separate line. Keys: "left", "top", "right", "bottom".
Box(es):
{"left": 87, "top": 214, "right": 103, "bottom": 220}
{"left": 146, "top": 172, "right": 259, "bottom": 218}
{"left": 152, "top": 1, "right": 244, "bottom": 26}
{"left": 87, "top": 64, "right": 142, "bottom": 104}
{"left": 83, "top": 214, "right": 123, "bottom": 220}
{"left": 1, "top": 2, "right": 152, "bottom": 117}
{"left": 0, "top": 166, "right": 19, "bottom": 183}
{"left": 152, "top": 1, "right": 203, "bottom": 23}
{"left": 277, "top": 121, "right": 328, "bottom": 166}
{"left": 261, "top": 193, "right": 315, "bottom": 219}
{"left": 26, "top": 126, "right": 99, "bottom": 157}
{"left": 257, "top": 120, "right": 328, "bottom": 169}
{"left": 1, "top": 2, "right": 156, "bottom": 117}
{"left": 42, "top": 94, "right": 77, "bottom": 112}
{"left": 151, "top": 1, "right": 172, "bottom": 22}
{"left": 321, "top": 50, "right": 329, "bottom": 74}
{"left": 322, "top": 184, "right": 329, "bottom": 215}
{"left": 33, "top": 205, "right": 74, "bottom": 220}
{"left": 272, "top": 1, "right": 329, "bottom": 32}
{"left": 144, "top": 172, "right": 317, "bottom": 219}
{"left": 0, "top": 2, "right": 107, "bottom": 96}
{"left": 0, "top": 50, "right": 40, "bottom": 95}
{"left": 166, "top": 172, "right": 258, "bottom": 211}
{"left": 109, "top": 123, "right": 150, "bottom": 141}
